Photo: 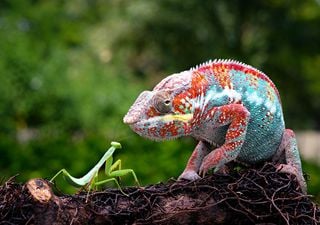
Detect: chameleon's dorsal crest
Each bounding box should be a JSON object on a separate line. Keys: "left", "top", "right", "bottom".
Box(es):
{"left": 190, "top": 59, "right": 265, "bottom": 76}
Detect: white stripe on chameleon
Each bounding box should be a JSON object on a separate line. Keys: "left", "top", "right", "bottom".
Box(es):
{"left": 270, "top": 104, "right": 277, "bottom": 114}
{"left": 265, "top": 99, "right": 272, "bottom": 110}
{"left": 204, "top": 88, "right": 242, "bottom": 106}
{"left": 246, "top": 91, "right": 263, "bottom": 105}
{"left": 193, "top": 92, "right": 205, "bottom": 110}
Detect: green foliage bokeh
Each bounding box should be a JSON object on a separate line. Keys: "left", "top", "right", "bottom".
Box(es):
{"left": 0, "top": 0, "right": 319, "bottom": 200}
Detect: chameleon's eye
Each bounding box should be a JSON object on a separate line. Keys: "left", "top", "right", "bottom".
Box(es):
{"left": 164, "top": 99, "right": 171, "bottom": 106}
{"left": 153, "top": 91, "right": 172, "bottom": 114}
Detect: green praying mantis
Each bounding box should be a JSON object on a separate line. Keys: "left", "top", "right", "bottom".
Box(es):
{"left": 50, "top": 142, "right": 140, "bottom": 195}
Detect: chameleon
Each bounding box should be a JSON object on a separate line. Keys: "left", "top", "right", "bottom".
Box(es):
{"left": 123, "top": 59, "right": 307, "bottom": 193}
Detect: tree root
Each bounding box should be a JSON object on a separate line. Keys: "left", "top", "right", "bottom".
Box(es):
{"left": 0, "top": 163, "right": 319, "bottom": 225}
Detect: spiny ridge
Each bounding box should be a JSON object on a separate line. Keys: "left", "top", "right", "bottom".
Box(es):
{"left": 190, "top": 59, "right": 266, "bottom": 76}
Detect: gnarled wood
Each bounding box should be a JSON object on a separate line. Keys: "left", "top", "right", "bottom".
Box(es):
{"left": 0, "top": 163, "right": 319, "bottom": 225}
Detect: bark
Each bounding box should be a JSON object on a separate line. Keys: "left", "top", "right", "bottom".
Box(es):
{"left": 0, "top": 163, "right": 319, "bottom": 225}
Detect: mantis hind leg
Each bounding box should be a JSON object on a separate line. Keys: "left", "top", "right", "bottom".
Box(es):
{"left": 92, "top": 159, "right": 140, "bottom": 195}
{"left": 94, "top": 177, "right": 126, "bottom": 195}
{"left": 107, "top": 159, "right": 140, "bottom": 186}
{"left": 109, "top": 168, "right": 140, "bottom": 186}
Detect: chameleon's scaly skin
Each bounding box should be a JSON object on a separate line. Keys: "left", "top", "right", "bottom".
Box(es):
{"left": 123, "top": 59, "right": 307, "bottom": 193}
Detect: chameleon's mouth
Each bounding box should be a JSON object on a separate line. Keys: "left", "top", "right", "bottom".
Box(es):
{"left": 125, "top": 113, "right": 194, "bottom": 141}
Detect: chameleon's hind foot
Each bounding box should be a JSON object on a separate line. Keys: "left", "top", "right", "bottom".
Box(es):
{"left": 276, "top": 163, "right": 307, "bottom": 194}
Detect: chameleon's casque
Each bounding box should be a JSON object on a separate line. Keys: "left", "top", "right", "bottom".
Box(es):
{"left": 123, "top": 59, "right": 307, "bottom": 193}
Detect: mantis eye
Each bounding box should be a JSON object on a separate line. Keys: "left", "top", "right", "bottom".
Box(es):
{"left": 153, "top": 91, "right": 172, "bottom": 114}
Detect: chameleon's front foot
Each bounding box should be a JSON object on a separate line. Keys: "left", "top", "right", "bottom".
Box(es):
{"left": 178, "top": 170, "right": 201, "bottom": 181}
{"left": 199, "top": 148, "right": 226, "bottom": 177}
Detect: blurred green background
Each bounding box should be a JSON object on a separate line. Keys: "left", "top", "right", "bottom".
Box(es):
{"left": 0, "top": 0, "right": 319, "bottom": 200}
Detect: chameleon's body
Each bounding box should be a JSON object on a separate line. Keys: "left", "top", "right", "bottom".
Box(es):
{"left": 123, "top": 59, "right": 306, "bottom": 193}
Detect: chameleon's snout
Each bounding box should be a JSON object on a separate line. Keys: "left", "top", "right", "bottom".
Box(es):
{"left": 123, "top": 114, "right": 137, "bottom": 124}
{"left": 123, "top": 91, "right": 153, "bottom": 125}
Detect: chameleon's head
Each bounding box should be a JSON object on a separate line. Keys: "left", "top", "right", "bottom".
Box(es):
{"left": 123, "top": 71, "right": 194, "bottom": 141}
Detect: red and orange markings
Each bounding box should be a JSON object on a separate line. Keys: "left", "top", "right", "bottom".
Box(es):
{"left": 159, "top": 122, "right": 178, "bottom": 137}
{"left": 173, "top": 101, "right": 184, "bottom": 114}
{"left": 247, "top": 75, "right": 259, "bottom": 88}
{"left": 147, "top": 107, "right": 161, "bottom": 118}
{"left": 191, "top": 107, "right": 203, "bottom": 126}
{"left": 210, "top": 148, "right": 224, "bottom": 164}
{"left": 173, "top": 94, "right": 191, "bottom": 114}
{"left": 225, "top": 127, "right": 246, "bottom": 140}
{"left": 266, "top": 86, "right": 275, "bottom": 102}
{"left": 224, "top": 140, "right": 244, "bottom": 151}
{"left": 147, "top": 126, "right": 158, "bottom": 137}
{"left": 212, "top": 63, "right": 233, "bottom": 89}
{"left": 198, "top": 63, "right": 233, "bottom": 89}
{"left": 191, "top": 71, "right": 210, "bottom": 94}
{"left": 183, "top": 123, "right": 192, "bottom": 135}
{"left": 133, "top": 127, "right": 143, "bottom": 133}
